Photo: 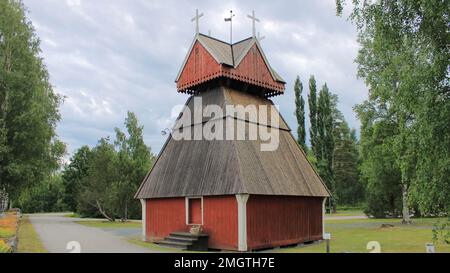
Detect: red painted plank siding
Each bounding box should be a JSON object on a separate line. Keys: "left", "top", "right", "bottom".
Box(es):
{"left": 146, "top": 198, "right": 186, "bottom": 241}
{"left": 188, "top": 198, "right": 202, "bottom": 224}
{"left": 223, "top": 44, "right": 285, "bottom": 92}
{"left": 176, "top": 42, "right": 284, "bottom": 95}
{"left": 202, "top": 196, "right": 238, "bottom": 250}
{"left": 246, "top": 195, "right": 324, "bottom": 250}
{"left": 177, "top": 41, "right": 222, "bottom": 91}
{"left": 146, "top": 196, "right": 238, "bottom": 250}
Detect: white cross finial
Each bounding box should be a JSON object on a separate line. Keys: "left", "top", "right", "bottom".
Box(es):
{"left": 191, "top": 9, "right": 204, "bottom": 35}
{"left": 247, "top": 10, "right": 260, "bottom": 37}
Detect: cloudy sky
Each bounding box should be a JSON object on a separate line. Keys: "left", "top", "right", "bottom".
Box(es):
{"left": 22, "top": 0, "right": 367, "bottom": 158}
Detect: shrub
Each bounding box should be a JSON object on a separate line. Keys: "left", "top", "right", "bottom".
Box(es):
{"left": 0, "top": 240, "right": 12, "bottom": 253}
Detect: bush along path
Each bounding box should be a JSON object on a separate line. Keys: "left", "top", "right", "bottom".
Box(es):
{"left": 0, "top": 209, "right": 21, "bottom": 253}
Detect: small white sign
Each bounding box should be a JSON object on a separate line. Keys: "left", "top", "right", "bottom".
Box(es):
{"left": 324, "top": 233, "right": 331, "bottom": 240}
{"left": 426, "top": 243, "right": 435, "bottom": 253}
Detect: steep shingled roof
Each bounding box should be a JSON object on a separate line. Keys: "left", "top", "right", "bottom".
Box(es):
{"left": 135, "top": 86, "right": 330, "bottom": 199}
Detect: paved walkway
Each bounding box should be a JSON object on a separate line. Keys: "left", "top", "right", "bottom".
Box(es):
{"left": 28, "top": 213, "right": 155, "bottom": 253}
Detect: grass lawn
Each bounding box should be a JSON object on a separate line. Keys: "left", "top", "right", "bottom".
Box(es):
{"left": 278, "top": 217, "right": 450, "bottom": 253}
{"left": 76, "top": 220, "right": 141, "bottom": 229}
{"left": 63, "top": 213, "right": 82, "bottom": 218}
{"left": 127, "top": 237, "right": 183, "bottom": 252}
{"left": 17, "top": 216, "right": 47, "bottom": 253}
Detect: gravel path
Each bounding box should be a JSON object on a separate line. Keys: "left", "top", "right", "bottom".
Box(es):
{"left": 28, "top": 213, "right": 155, "bottom": 253}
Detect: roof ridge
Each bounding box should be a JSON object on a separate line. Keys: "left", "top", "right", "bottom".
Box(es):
{"left": 232, "top": 36, "right": 253, "bottom": 45}
{"left": 198, "top": 33, "right": 230, "bottom": 45}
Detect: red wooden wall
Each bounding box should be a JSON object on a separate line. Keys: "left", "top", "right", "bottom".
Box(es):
{"left": 176, "top": 42, "right": 285, "bottom": 95}
{"left": 222, "top": 44, "right": 285, "bottom": 92}
{"left": 146, "top": 198, "right": 185, "bottom": 241}
{"left": 246, "top": 195, "right": 324, "bottom": 250}
{"left": 202, "top": 196, "right": 238, "bottom": 250}
{"left": 146, "top": 195, "right": 323, "bottom": 251}
{"left": 146, "top": 196, "right": 238, "bottom": 250}
{"left": 177, "top": 41, "right": 222, "bottom": 92}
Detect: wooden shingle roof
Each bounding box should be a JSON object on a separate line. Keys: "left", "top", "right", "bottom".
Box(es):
{"left": 135, "top": 86, "right": 330, "bottom": 199}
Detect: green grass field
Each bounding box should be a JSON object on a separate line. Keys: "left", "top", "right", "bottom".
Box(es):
{"left": 63, "top": 213, "right": 82, "bottom": 218}
{"left": 278, "top": 217, "right": 450, "bottom": 253}
{"left": 76, "top": 220, "right": 141, "bottom": 228}
{"left": 127, "top": 237, "right": 183, "bottom": 252}
{"left": 17, "top": 216, "right": 47, "bottom": 253}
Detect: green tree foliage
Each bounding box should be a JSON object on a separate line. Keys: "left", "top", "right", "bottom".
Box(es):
{"left": 330, "top": 94, "right": 363, "bottom": 206}
{"left": 337, "top": 0, "right": 450, "bottom": 220}
{"left": 308, "top": 76, "right": 318, "bottom": 156}
{"left": 333, "top": 120, "right": 363, "bottom": 205}
{"left": 113, "top": 112, "right": 154, "bottom": 221}
{"left": 317, "top": 84, "right": 335, "bottom": 195}
{"left": 17, "top": 174, "right": 67, "bottom": 213}
{"left": 80, "top": 138, "right": 118, "bottom": 221}
{"left": 62, "top": 146, "right": 92, "bottom": 212}
{"left": 356, "top": 102, "right": 403, "bottom": 217}
{"left": 294, "top": 76, "right": 306, "bottom": 150}
{"left": 0, "top": 0, "right": 64, "bottom": 202}
{"left": 76, "top": 112, "right": 155, "bottom": 221}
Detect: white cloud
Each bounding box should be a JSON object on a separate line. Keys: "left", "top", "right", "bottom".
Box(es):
{"left": 66, "top": 0, "right": 81, "bottom": 7}
{"left": 23, "top": 0, "right": 368, "bottom": 155}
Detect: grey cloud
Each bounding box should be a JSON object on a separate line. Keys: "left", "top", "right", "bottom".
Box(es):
{"left": 23, "top": 0, "right": 367, "bottom": 155}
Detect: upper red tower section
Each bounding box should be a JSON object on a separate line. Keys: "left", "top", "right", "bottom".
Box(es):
{"left": 175, "top": 34, "right": 285, "bottom": 97}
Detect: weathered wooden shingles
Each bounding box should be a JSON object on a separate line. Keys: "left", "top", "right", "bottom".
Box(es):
{"left": 135, "top": 86, "right": 330, "bottom": 199}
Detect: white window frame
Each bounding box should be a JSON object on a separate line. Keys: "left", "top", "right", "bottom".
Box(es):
{"left": 185, "top": 196, "right": 204, "bottom": 225}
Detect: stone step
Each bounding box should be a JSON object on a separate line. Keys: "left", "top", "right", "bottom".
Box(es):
{"left": 166, "top": 235, "right": 198, "bottom": 243}
{"left": 170, "top": 231, "right": 208, "bottom": 238}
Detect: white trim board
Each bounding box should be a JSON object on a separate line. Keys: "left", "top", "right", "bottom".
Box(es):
{"left": 140, "top": 199, "right": 146, "bottom": 241}
{"left": 185, "top": 196, "right": 204, "bottom": 225}
{"left": 236, "top": 194, "right": 249, "bottom": 252}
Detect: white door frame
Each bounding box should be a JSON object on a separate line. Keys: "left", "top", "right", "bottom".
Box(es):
{"left": 185, "top": 196, "right": 204, "bottom": 225}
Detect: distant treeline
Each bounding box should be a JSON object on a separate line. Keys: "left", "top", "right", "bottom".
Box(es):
{"left": 18, "top": 112, "right": 155, "bottom": 221}
{"left": 293, "top": 76, "right": 363, "bottom": 211}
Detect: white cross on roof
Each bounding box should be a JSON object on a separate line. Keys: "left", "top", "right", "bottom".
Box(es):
{"left": 247, "top": 10, "right": 260, "bottom": 37}
{"left": 191, "top": 9, "right": 204, "bottom": 35}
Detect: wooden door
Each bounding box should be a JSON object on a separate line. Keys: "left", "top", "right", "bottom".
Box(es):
{"left": 188, "top": 198, "right": 202, "bottom": 225}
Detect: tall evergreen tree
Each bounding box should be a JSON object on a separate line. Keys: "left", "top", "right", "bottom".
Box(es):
{"left": 0, "top": 0, "right": 64, "bottom": 204}
{"left": 308, "top": 76, "right": 318, "bottom": 156}
{"left": 333, "top": 120, "right": 363, "bottom": 205}
{"left": 317, "top": 84, "right": 335, "bottom": 201}
{"left": 294, "top": 76, "right": 306, "bottom": 150}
